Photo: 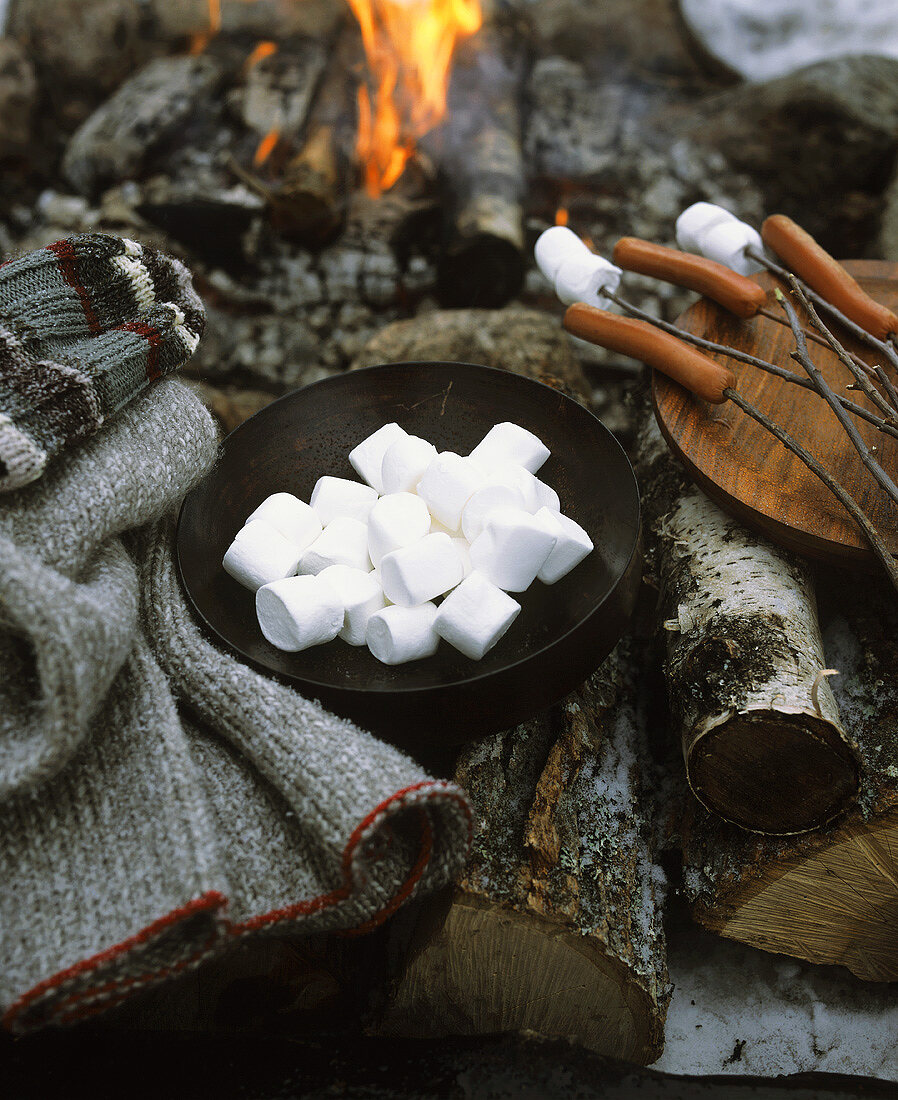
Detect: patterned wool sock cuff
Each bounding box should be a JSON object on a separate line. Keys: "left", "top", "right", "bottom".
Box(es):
{"left": 0, "top": 234, "right": 205, "bottom": 494}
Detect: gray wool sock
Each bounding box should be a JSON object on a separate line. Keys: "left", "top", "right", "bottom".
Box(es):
{"left": 0, "top": 234, "right": 204, "bottom": 492}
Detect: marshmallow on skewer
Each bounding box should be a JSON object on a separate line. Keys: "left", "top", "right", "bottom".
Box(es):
{"left": 675, "top": 202, "right": 764, "bottom": 277}
{"left": 434, "top": 572, "right": 521, "bottom": 660}
{"left": 367, "top": 492, "right": 432, "bottom": 568}
{"left": 469, "top": 422, "right": 550, "bottom": 476}
{"left": 299, "top": 517, "right": 371, "bottom": 575}
{"left": 416, "top": 452, "right": 485, "bottom": 531}
{"left": 534, "top": 225, "right": 622, "bottom": 307}
{"left": 310, "top": 476, "right": 378, "bottom": 525}
{"left": 380, "top": 434, "right": 438, "bottom": 494}
{"left": 255, "top": 573, "right": 344, "bottom": 652}
{"left": 223, "top": 519, "right": 303, "bottom": 592}
{"left": 318, "top": 564, "right": 386, "bottom": 645}
{"left": 534, "top": 507, "right": 594, "bottom": 583}
{"left": 469, "top": 506, "right": 557, "bottom": 592}
{"left": 349, "top": 422, "right": 408, "bottom": 493}
{"left": 366, "top": 602, "right": 440, "bottom": 665}
{"left": 379, "top": 532, "right": 465, "bottom": 606}
{"left": 245, "top": 492, "right": 321, "bottom": 550}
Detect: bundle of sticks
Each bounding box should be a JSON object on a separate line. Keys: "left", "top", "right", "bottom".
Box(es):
{"left": 548, "top": 210, "right": 898, "bottom": 592}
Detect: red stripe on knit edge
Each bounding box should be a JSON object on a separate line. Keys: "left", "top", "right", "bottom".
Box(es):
{"left": 118, "top": 319, "right": 162, "bottom": 381}
{"left": 46, "top": 239, "right": 102, "bottom": 336}
{"left": 229, "top": 781, "right": 470, "bottom": 935}
{"left": 5, "top": 782, "right": 472, "bottom": 1031}
{"left": 1, "top": 890, "right": 227, "bottom": 1032}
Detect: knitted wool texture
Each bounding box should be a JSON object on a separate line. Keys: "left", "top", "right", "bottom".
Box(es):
{"left": 0, "top": 233, "right": 204, "bottom": 492}
{"left": 0, "top": 330, "right": 471, "bottom": 1033}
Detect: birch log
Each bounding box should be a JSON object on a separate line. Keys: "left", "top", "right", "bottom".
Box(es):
{"left": 681, "top": 569, "right": 898, "bottom": 979}
{"left": 637, "top": 409, "right": 859, "bottom": 834}
{"left": 376, "top": 641, "right": 671, "bottom": 1065}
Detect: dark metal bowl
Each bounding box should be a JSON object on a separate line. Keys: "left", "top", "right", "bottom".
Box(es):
{"left": 176, "top": 362, "right": 641, "bottom": 750}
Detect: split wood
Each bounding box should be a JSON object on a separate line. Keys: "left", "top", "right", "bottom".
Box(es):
{"left": 600, "top": 281, "right": 898, "bottom": 595}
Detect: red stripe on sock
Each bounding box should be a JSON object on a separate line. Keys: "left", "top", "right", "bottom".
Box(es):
{"left": 118, "top": 320, "right": 163, "bottom": 380}
{"left": 47, "top": 239, "right": 102, "bottom": 335}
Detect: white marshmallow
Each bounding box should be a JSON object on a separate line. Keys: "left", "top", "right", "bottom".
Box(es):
{"left": 469, "top": 507, "right": 558, "bottom": 592}
{"left": 429, "top": 516, "right": 459, "bottom": 536}
{"left": 380, "top": 434, "right": 438, "bottom": 494}
{"left": 461, "top": 482, "right": 528, "bottom": 542}
{"left": 534, "top": 507, "right": 594, "bottom": 583}
{"left": 379, "top": 532, "right": 465, "bottom": 606}
{"left": 367, "top": 492, "right": 432, "bottom": 568}
{"left": 255, "top": 574, "right": 344, "bottom": 652}
{"left": 469, "top": 423, "right": 550, "bottom": 476}
{"left": 299, "top": 517, "right": 371, "bottom": 575}
{"left": 348, "top": 422, "right": 408, "bottom": 493}
{"left": 451, "top": 537, "right": 472, "bottom": 579}
{"left": 223, "top": 519, "right": 303, "bottom": 592}
{"left": 310, "top": 476, "right": 378, "bottom": 525}
{"left": 534, "top": 225, "right": 590, "bottom": 281}
{"left": 366, "top": 602, "right": 440, "bottom": 665}
{"left": 318, "top": 564, "right": 386, "bottom": 645}
{"left": 245, "top": 493, "right": 322, "bottom": 550}
{"left": 434, "top": 572, "right": 521, "bottom": 660}
{"left": 554, "top": 253, "right": 622, "bottom": 307}
{"left": 416, "top": 452, "right": 485, "bottom": 531}
{"left": 488, "top": 463, "right": 560, "bottom": 515}
{"left": 675, "top": 202, "right": 764, "bottom": 276}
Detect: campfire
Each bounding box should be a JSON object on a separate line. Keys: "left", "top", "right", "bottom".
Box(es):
{"left": 3, "top": 0, "right": 898, "bottom": 1089}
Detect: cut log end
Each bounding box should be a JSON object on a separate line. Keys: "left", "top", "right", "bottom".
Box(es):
{"left": 379, "top": 892, "right": 665, "bottom": 1065}
{"left": 694, "top": 811, "right": 898, "bottom": 982}
{"left": 688, "top": 710, "right": 860, "bottom": 834}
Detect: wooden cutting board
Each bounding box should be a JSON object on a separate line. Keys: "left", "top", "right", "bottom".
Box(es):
{"left": 653, "top": 260, "right": 898, "bottom": 567}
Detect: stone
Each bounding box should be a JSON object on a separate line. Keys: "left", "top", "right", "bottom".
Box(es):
{"left": 352, "top": 308, "right": 591, "bottom": 403}
{"left": 0, "top": 38, "right": 36, "bottom": 158}
{"left": 679, "top": 0, "right": 898, "bottom": 83}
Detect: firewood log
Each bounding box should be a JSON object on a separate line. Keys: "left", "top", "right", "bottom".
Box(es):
{"left": 376, "top": 640, "right": 671, "bottom": 1065}
{"left": 681, "top": 571, "right": 898, "bottom": 981}
{"left": 636, "top": 407, "right": 859, "bottom": 835}
{"left": 433, "top": 21, "right": 527, "bottom": 308}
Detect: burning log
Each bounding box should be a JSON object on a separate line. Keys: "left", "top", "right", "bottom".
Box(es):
{"left": 376, "top": 641, "right": 670, "bottom": 1065}
{"left": 264, "top": 28, "right": 358, "bottom": 246}
{"left": 636, "top": 408, "right": 859, "bottom": 836}
{"left": 434, "top": 21, "right": 527, "bottom": 308}
{"left": 681, "top": 569, "right": 898, "bottom": 980}
{"left": 238, "top": 37, "right": 328, "bottom": 154}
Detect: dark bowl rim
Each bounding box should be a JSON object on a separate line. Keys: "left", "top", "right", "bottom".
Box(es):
{"left": 176, "top": 359, "right": 641, "bottom": 697}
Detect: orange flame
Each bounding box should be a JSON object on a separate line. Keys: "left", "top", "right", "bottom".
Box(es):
{"left": 188, "top": 0, "right": 221, "bottom": 54}
{"left": 347, "top": 0, "right": 483, "bottom": 197}
{"left": 244, "top": 40, "right": 278, "bottom": 73}
{"left": 254, "top": 128, "right": 281, "bottom": 167}
{"left": 555, "top": 207, "right": 569, "bottom": 228}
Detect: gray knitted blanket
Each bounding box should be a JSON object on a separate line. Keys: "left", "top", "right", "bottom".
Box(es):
{"left": 0, "top": 375, "right": 471, "bottom": 1033}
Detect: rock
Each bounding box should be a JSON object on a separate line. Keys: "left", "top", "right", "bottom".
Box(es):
{"left": 679, "top": 0, "right": 898, "bottom": 83}
{"left": 181, "top": 379, "right": 276, "bottom": 435}
{"left": 62, "top": 55, "right": 224, "bottom": 195}
{"left": 8, "top": 0, "right": 156, "bottom": 94}
{"left": 351, "top": 308, "right": 590, "bottom": 402}
{"left": 0, "top": 37, "right": 36, "bottom": 158}
{"left": 682, "top": 55, "right": 898, "bottom": 255}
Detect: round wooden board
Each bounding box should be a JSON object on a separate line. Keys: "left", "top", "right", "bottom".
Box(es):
{"left": 653, "top": 260, "right": 898, "bottom": 567}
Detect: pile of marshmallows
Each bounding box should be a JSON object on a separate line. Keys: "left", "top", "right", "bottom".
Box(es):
{"left": 222, "top": 422, "right": 594, "bottom": 665}
{"left": 534, "top": 201, "right": 766, "bottom": 306}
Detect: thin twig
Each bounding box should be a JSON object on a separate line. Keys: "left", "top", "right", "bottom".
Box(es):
{"left": 746, "top": 245, "right": 898, "bottom": 411}
{"left": 778, "top": 282, "right": 898, "bottom": 509}
{"left": 758, "top": 306, "right": 873, "bottom": 375}
{"left": 600, "top": 289, "right": 898, "bottom": 440}
{"left": 724, "top": 387, "right": 898, "bottom": 595}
